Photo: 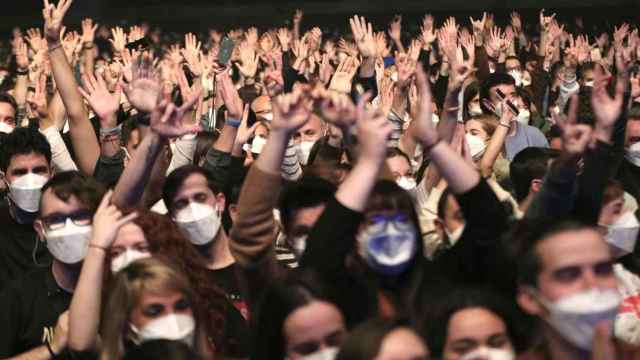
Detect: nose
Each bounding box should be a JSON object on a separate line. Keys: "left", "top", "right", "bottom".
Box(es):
{"left": 581, "top": 267, "right": 599, "bottom": 289}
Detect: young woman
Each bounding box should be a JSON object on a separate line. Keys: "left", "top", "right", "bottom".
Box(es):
{"left": 69, "top": 192, "right": 247, "bottom": 358}
{"left": 336, "top": 318, "right": 428, "bottom": 360}
{"left": 253, "top": 270, "right": 348, "bottom": 360}
{"left": 100, "top": 257, "right": 210, "bottom": 360}
{"left": 424, "top": 288, "right": 520, "bottom": 360}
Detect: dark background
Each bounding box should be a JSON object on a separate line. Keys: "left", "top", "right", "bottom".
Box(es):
{"left": 1, "top": 0, "right": 638, "bottom": 35}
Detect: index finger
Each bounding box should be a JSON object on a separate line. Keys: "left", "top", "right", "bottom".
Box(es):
{"left": 98, "top": 190, "right": 113, "bottom": 211}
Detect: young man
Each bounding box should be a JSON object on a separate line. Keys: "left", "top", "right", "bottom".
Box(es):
{"left": 0, "top": 171, "right": 105, "bottom": 359}
{"left": 515, "top": 220, "right": 620, "bottom": 359}
{"left": 0, "top": 93, "right": 17, "bottom": 132}
{"left": 0, "top": 128, "right": 53, "bottom": 289}
{"left": 480, "top": 73, "right": 548, "bottom": 161}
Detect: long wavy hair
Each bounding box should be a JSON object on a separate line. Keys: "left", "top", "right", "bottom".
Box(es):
{"left": 106, "top": 209, "right": 227, "bottom": 354}
{"left": 100, "top": 257, "right": 206, "bottom": 360}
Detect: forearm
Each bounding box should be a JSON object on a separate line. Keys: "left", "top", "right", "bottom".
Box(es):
{"left": 393, "top": 38, "right": 405, "bottom": 54}
{"left": 391, "top": 87, "right": 409, "bottom": 119}
{"left": 83, "top": 47, "right": 95, "bottom": 78}
{"left": 429, "top": 141, "right": 480, "bottom": 194}
{"left": 438, "top": 86, "right": 462, "bottom": 144}
{"left": 14, "top": 74, "right": 28, "bottom": 109}
{"left": 49, "top": 46, "right": 100, "bottom": 175}
{"left": 68, "top": 248, "right": 105, "bottom": 351}
{"left": 479, "top": 123, "right": 509, "bottom": 178}
{"left": 40, "top": 127, "right": 78, "bottom": 172}
{"left": 336, "top": 156, "right": 382, "bottom": 212}
{"left": 112, "top": 132, "right": 165, "bottom": 208}
{"left": 212, "top": 124, "right": 239, "bottom": 153}
{"left": 7, "top": 346, "right": 52, "bottom": 360}
{"left": 358, "top": 57, "right": 375, "bottom": 78}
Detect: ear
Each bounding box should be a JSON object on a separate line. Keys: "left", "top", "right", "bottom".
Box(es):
{"left": 215, "top": 192, "right": 226, "bottom": 213}
{"left": 434, "top": 218, "right": 445, "bottom": 240}
{"left": 517, "top": 285, "right": 543, "bottom": 316}
{"left": 33, "top": 219, "right": 46, "bottom": 242}
{"left": 228, "top": 204, "right": 238, "bottom": 222}
{"left": 530, "top": 179, "right": 543, "bottom": 194}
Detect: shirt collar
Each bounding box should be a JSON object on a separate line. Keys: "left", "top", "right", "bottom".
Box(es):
{"left": 45, "top": 265, "right": 66, "bottom": 298}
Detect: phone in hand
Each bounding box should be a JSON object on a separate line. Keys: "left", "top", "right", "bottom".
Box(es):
{"left": 495, "top": 88, "right": 520, "bottom": 116}
{"left": 217, "top": 37, "right": 236, "bottom": 66}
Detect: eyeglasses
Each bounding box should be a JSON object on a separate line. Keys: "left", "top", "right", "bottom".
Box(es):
{"left": 41, "top": 210, "right": 93, "bottom": 231}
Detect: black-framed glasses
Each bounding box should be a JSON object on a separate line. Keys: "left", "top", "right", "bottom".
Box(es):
{"left": 41, "top": 210, "right": 93, "bottom": 231}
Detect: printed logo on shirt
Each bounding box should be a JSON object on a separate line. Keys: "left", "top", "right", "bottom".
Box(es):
{"left": 42, "top": 326, "right": 55, "bottom": 345}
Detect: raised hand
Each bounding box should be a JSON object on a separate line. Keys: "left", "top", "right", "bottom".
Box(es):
{"left": 235, "top": 105, "right": 258, "bottom": 146}
{"left": 25, "top": 28, "right": 46, "bottom": 52}
{"left": 388, "top": 15, "right": 403, "bottom": 41}
{"left": 395, "top": 52, "right": 416, "bottom": 88}
{"left": 557, "top": 95, "right": 592, "bottom": 155}
{"left": 78, "top": 71, "right": 122, "bottom": 125}
{"left": 245, "top": 27, "right": 258, "bottom": 47}
{"left": 420, "top": 22, "right": 436, "bottom": 48}
{"left": 539, "top": 9, "right": 556, "bottom": 32}
{"left": 128, "top": 25, "right": 145, "bottom": 43}
{"left": 276, "top": 27, "right": 292, "bottom": 51}
{"left": 28, "top": 74, "right": 49, "bottom": 119}
{"left": 90, "top": 191, "right": 139, "bottom": 250}
{"left": 320, "top": 92, "right": 357, "bottom": 129}
{"left": 14, "top": 37, "right": 29, "bottom": 71}
{"left": 510, "top": 11, "right": 522, "bottom": 33}
{"left": 408, "top": 39, "right": 422, "bottom": 61}
{"left": 81, "top": 18, "right": 98, "bottom": 45}
{"left": 124, "top": 55, "right": 161, "bottom": 113}
{"left": 62, "top": 31, "right": 82, "bottom": 62}
{"left": 235, "top": 41, "right": 259, "bottom": 78}
{"left": 443, "top": 16, "right": 458, "bottom": 39}
{"left": 293, "top": 9, "right": 304, "bottom": 25}
{"left": 218, "top": 71, "right": 244, "bottom": 120}
{"left": 591, "top": 64, "right": 626, "bottom": 142}
{"left": 109, "top": 27, "right": 127, "bottom": 54}
{"left": 328, "top": 56, "right": 360, "bottom": 93}
{"left": 42, "top": 0, "right": 72, "bottom": 43}
{"left": 319, "top": 54, "right": 335, "bottom": 85}
{"left": 349, "top": 15, "right": 376, "bottom": 58}
{"left": 469, "top": 12, "right": 487, "bottom": 36}
{"left": 486, "top": 26, "right": 505, "bottom": 58}
{"left": 150, "top": 96, "right": 202, "bottom": 139}
{"left": 182, "top": 33, "right": 203, "bottom": 77}
{"left": 271, "top": 91, "right": 313, "bottom": 134}
{"left": 412, "top": 64, "right": 437, "bottom": 148}
{"left": 356, "top": 93, "right": 393, "bottom": 162}
{"left": 450, "top": 45, "right": 476, "bottom": 89}
{"left": 338, "top": 38, "right": 359, "bottom": 57}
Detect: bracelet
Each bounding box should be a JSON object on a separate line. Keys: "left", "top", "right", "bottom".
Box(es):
{"left": 99, "top": 125, "right": 122, "bottom": 141}
{"left": 46, "top": 339, "right": 58, "bottom": 358}
{"left": 226, "top": 118, "right": 241, "bottom": 128}
{"left": 89, "top": 243, "right": 107, "bottom": 251}
{"left": 499, "top": 122, "right": 512, "bottom": 129}
{"left": 83, "top": 43, "right": 95, "bottom": 50}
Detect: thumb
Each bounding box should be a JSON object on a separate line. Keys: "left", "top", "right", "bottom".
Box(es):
{"left": 592, "top": 322, "right": 616, "bottom": 360}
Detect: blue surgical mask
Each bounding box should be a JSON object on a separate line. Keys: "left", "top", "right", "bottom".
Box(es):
{"left": 356, "top": 213, "right": 418, "bottom": 276}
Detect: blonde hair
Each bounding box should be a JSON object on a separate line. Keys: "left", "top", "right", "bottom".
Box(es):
{"left": 467, "top": 114, "right": 499, "bottom": 138}
{"left": 99, "top": 257, "right": 203, "bottom": 360}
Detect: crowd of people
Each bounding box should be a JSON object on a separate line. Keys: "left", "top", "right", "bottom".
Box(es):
{"left": 0, "top": 0, "right": 639, "bottom": 359}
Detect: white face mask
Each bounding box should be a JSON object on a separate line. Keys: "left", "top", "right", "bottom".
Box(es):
{"left": 357, "top": 215, "right": 418, "bottom": 276}
{"left": 130, "top": 313, "right": 196, "bottom": 346}
{"left": 508, "top": 70, "right": 523, "bottom": 87}
{"left": 460, "top": 347, "right": 515, "bottom": 360}
{"left": 445, "top": 223, "right": 465, "bottom": 245}
{"left": 605, "top": 211, "right": 640, "bottom": 257}
{"left": 175, "top": 202, "right": 221, "bottom": 245}
{"left": 261, "top": 112, "right": 274, "bottom": 122}
{"left": 539, "top": 288, "right": 621, "bottom": 350}
{"left": 294, "top": 347, "right": 339, "bottom": 360}
{"left": 625, "top": 142, "right": 640, "bottom": 167}
{"left": 251, "top": 135, "right": 267, "bottom": 154}
{"left": 584, "top": 80, "right": 594, "bottom": 87}
{"left": 289, "top": 235, "right": 307, "bottom": 259}
{"left": 522, "top": 72, "right": 532, "bottom": 87}
{"left": 468, "top": 104, "right": 483, "bottom": 117}
{"left": 516, "top": 109, "right": 531, "bottom": 125}
{"left": 45, "top": 218, "right": 92, "bottom": 264}
{"left": 396, "top": 176, "right": 417, "bottom": 191}
{"left": 9, "top": 173, "right": 48, "bottom": 213}
{"left": 111, "top": 248, "right": 151, "bottom": 273}
{"left": 432, "top": 113, "right": 440, "bottom": 124}
{"left": 296, "top": 141, "right": 316, "bottom": 166}
{"left": 465, "top": 133, "right": 487, "bottom": 160}
{"left": 0, "top": 122, "right": 14, "bottom": 134}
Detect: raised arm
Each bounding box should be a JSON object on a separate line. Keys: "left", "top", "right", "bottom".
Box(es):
{"left": 414, "top": 64, "right": 480, "bottom": 194}
{"left": 112, "top": 81, "right": 200, "bottom": 208}
{"left": 43, "top": 0, "right": 101, "bottom": 175}
{"left": 80, "top": 18, "right": 98, "bottom": 78}
{"left": 13, "top": 37, "right": 29, "bottom": 127}
{"left": 479, "top": 104, "right": 514, "bottom": 178}
{"left": 68, "top": 191, "right": 138, "bottom": 351}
